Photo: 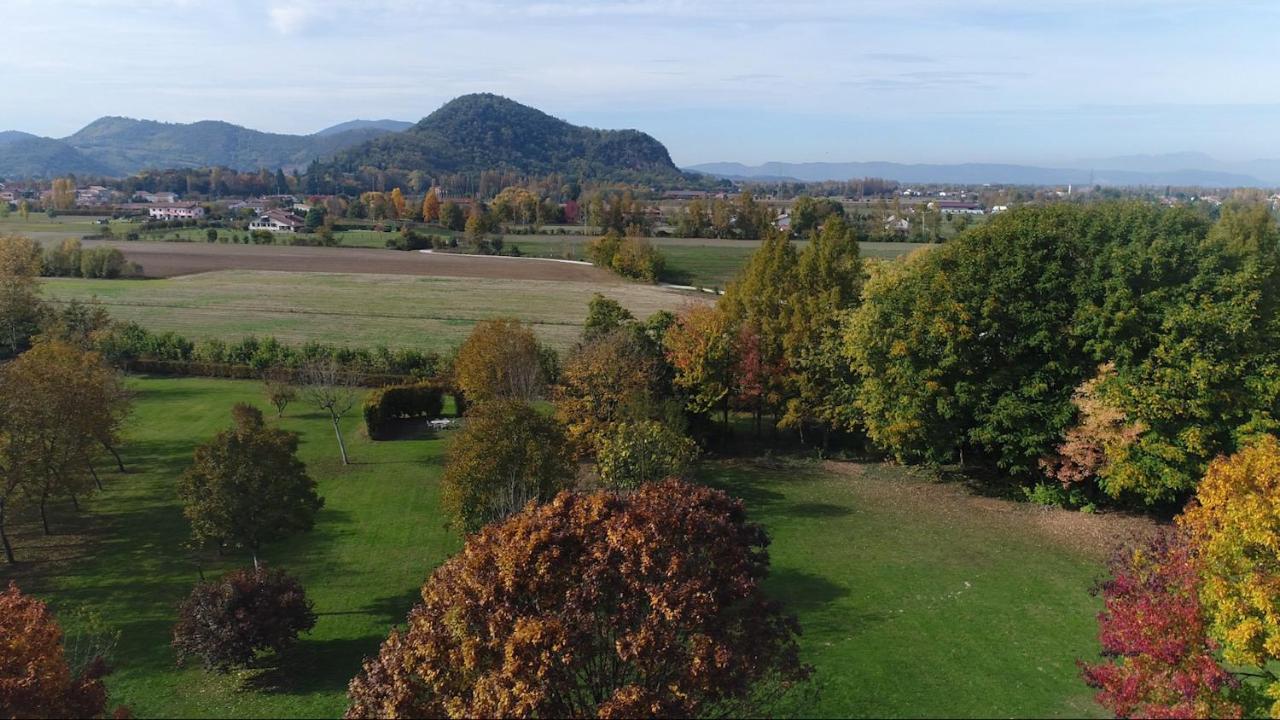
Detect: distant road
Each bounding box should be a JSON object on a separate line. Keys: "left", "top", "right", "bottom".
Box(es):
{"left": 80, "top": 240, "right": 622, "bottom": 283}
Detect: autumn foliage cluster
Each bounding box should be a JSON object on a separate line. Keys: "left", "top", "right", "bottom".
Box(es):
{"left": 0, "top": 583, "right": 118, "bottom": 718}
{"left": 347, "top": 480, "right": 808, "bottom": 718}
{"left": 1084, "top": 436, "right": 1280, "bottom": 718}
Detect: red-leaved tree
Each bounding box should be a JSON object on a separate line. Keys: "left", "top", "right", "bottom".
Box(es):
{"left": 1079, "top": 532, "right": 1241, "bottom": 719}
{"left": 347, "top": 479, "right": 810, "bottom": 718}
{"left": 0, "top": 582, "right": 118, "bottom": 718}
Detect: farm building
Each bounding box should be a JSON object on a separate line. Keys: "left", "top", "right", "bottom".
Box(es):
{"left": 250, "top": 209, "right": 305, "bottom": 233}
{"left": 149, "top": 202, "right": 205, "bottom": 220}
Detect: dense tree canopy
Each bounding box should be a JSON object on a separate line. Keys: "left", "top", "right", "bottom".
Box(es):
{"left": 845, "top": 202, "right": 1280, "bottom": 503}
{"left": 347, "top": 480, "right": 808, "bottom": 718}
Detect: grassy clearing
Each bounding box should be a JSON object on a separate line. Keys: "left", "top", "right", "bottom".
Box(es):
{"left": 39, "top": 270, "right": 700, "bottom": 352}
{"left": 1, "top": 377, "right": 1114, "bottom": 718}
{"left": 1, "top": 376, "right": 461, "bottom": 718}
{"left": 703, "top": 460, "right": 1112, "bottom": 718}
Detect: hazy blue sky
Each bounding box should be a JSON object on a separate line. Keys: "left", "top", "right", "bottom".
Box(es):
{"left": 4, "top": 0, "right": 1277, "bottom": 166}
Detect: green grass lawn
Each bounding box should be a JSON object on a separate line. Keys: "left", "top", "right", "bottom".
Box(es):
{"left": 39, "top": 270, "right": 700, "bottom": 352}
{"left": 1, "top": 377, "right": 1111, "bottom": 718}
{"left": 1, "top": 376, "right": 461, "bottom": 718}
{"left": 704, "top": 461, "right": 1108, "bottom": 718}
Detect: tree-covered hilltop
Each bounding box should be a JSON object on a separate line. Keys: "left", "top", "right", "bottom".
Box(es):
{"left": 0, "top": 119, "right": 403, "bottom": 179}
{"left": 0, "top": 135, "right": 117, "bottom": 179}
{"left": 61, "top": 117, "right": 394, "bottom": 175}
{"left": 323, "top": 93, "right": 687, "bottom": 184}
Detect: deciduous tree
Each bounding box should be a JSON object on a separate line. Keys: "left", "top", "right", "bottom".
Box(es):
{"left": 177, "top": 404, "right": 322, "bottom": 567}
{"left": 0, "top": 582, "right": 117, "bottom": 718}
{"left": 1180, "top": 436, "right": 1280, "bottom": 713}
{"left": 664, "top": 304, "right": 737, "bottom": 425}
{"left": 453, "top": 318, "right": 545, "bottom": 404}
{"left": 172, "top": 566, "right": 316, "bottom": 673}
{"left": 441, "top": 399, "right": 572, "bottom": 533}
{"left": 595, "top": 420, "right": 697, "bottom": 492}
{"left": 302, "top": 358, "right": 360, "bottom": 465}
{"left": 346, "top": 480, "right": 809, "bottom": 718}
{"left": 0, "top": 233, "right": 46, "bottom": 359}
{"left": 1080, "top": 532, "right": 1241, "bottom": 719}
{"left": 555, "top": 329, "right": 662, "bottom": 453}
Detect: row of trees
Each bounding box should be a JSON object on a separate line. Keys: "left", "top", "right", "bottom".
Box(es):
{"left": 668, "top": 191, "right": 778, "bottom": 239}
{"left": 655, "top": 202, "right": 1280, "bottom": 507}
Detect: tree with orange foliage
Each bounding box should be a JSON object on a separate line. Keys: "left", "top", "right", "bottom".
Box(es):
{"left": 0, "top": 582, "right": 118, "bottom": 718}
{"left": 346, "top": 479, "right": 809, "bottom": 718}
{"left": 664, "top": 304, "right": 737, "bottom": 426}
{"left": 453, "top": 318, "right": 546, "bottom": 404}
{"left": 421, "top": 187, "right": 441, "bottom": 223}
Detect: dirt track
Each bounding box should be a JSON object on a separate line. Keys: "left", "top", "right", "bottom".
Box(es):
{"left": 81, "top": 240, "right": 622, "bottom": 283}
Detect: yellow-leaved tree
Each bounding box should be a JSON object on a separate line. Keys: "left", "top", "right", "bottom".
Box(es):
{"left": 1180, "top": 435, "right": 1280, "bottom": 714}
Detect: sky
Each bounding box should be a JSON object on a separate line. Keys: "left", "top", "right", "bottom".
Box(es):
{"left": 2, "top": 0, "right": 1278, "bottom": 167}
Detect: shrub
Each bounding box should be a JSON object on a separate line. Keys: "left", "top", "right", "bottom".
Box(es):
{"left": 79, "top": 247, "right": 125, "bottom": 279}
{"left": 172, "top": 566, "right": 317, "bottom": 672}
{"left": 363, "top": 381, "right": 446, "bottom": 440}
{"left": 595, "top": 420, "right": 698, "bottom": 491}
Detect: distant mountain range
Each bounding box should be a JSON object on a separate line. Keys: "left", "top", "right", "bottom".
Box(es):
{"left": 323, "top": 93, "right": 684, "bottom": 182}
{"left": 685, "top": 158, "right": 1280, "bottom": 188}
{"left": 0, "top": 95, "right": 683, "bottom": 183}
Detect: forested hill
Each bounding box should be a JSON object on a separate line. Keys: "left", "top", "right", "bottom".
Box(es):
{"left": 61, "top": 118, "right": 395, "bottom": 175}
{"left": 0, "top": 119, "right": 404, "bottom": 179}
{"left": 324, "top": 94, "right": 686, "bottom": 183}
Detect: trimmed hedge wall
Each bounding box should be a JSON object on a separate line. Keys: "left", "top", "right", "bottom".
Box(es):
{"left": 364, "top": 382, "right": 448, "bottom": 440}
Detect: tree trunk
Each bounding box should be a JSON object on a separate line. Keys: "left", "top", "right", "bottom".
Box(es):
{"left": 331, "top": 413, "right": 350, "bottom": 465}
{"left": 71, "top": 493, "right": 80, "bottom": 511}
{"left": 39, "top": 490, "right": 50, "bottom": 535}
{"left": 0, "top": 499, "right": 14, "bottom": 564}
{"left": 252, "top": 550, "right": 260, "bottom": 571}
{"left": 105, "top": 442, "right": 125, "bottom": 473}
{"left": 89, "top": 462, "right": 103, "bottom": 490}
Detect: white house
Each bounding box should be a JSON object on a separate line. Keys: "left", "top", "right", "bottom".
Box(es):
{"left": 250, "top": 209, "right": 305, "bottom": 233}
{"left": 149, "top": 202, "right": 205, "bottom": 220}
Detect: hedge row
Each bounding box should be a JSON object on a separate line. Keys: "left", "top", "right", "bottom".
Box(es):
{"left": 363, "top": 382, "right": 450, "bottom": 440}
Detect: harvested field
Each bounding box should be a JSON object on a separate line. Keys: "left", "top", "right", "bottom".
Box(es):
{"left": 78, "top": 239, "right": 622, "bottom": 282}
{"left": 41, "top": 270, "right": 707, "bottom": 352}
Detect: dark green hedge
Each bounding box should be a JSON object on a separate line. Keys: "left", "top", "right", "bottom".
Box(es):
{"left": 364, "top": 382, "right": 447, "bottom": 440}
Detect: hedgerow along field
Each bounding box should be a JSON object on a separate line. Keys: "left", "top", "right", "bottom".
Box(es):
{"left": 1, "top": 375, "right": 1118, "bottom": 718}
{"left": 39, "top": 270, "right": 705, "bottom": 352}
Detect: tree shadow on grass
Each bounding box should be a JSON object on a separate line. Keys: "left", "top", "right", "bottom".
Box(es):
{"left": 313, "top": 586, "right": 421, "bottom": 627}
{"left": 766, "top": 568, "right": 850, "bottom": 610}
{"left": 784, "top": 502, "right": 852, "bottom": 518}
{"left": 243, "top": 635, "right": 387, "bottom": 696}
